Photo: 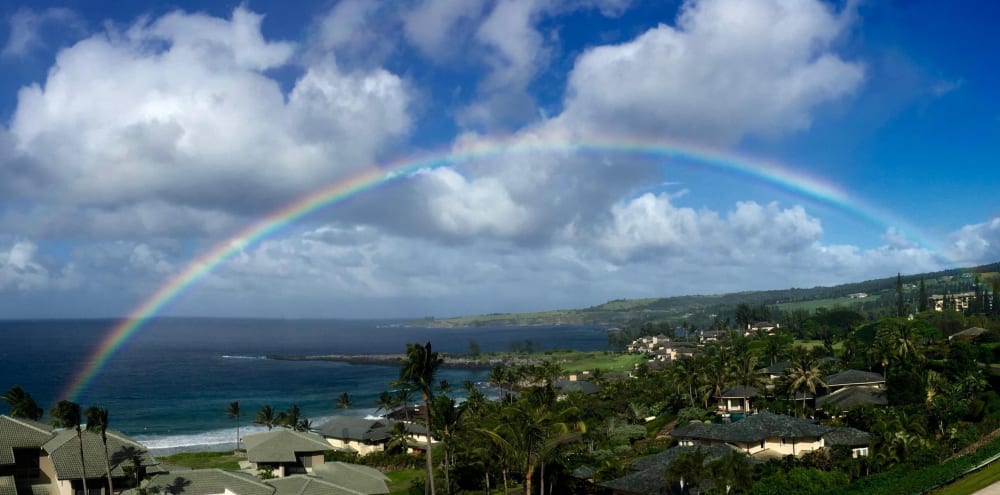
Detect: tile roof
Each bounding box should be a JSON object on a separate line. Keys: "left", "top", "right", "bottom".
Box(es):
{"left": 824, "top": 369, "right": 885, "bottom": 387}
{"left": 822, "top": 427, "right": 871, "bottom": 447}
{"left": 128, "top": 469, "right": 275, "bottom": 495}
{"left": 311, "top": 462, "right": 389, "bottom": 494}
{"left": 717, "top": 386, "right": 760, "bottom": 398}
{"left": 0, "top": 475, "right": 15, "bottom": 495}
{"left": 242, "top": 429, "right": 338, "bottom": 463}
{"left": 599, "top": 445, "right": 736, "bottom": 495}
{"left": 266, "top": 475, "right": 362, "bottom": 495}
{"left": 0, "top": 415, "right": 54, "bottom": 466}
{"left": 315, "top": 417, "right": 392, "bottom": 442}
{"left": 43, "top": 428, "right": 158, "bottom": 480}
{"left": 816, "top": 387, "right": 887, "bottom": 411}
{"left": 670, "top": 413, "right": 831, "bottom": 444}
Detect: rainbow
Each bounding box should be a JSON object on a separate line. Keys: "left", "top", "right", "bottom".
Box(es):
{"left": 60, "top": 134, "right": 936, "bottom": 401}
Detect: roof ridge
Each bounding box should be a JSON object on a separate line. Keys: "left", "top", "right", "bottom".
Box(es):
{"left": 4, "top": 415, "right": 53, "bottom": 435}
{"left": 218, "top": 469, "right": 273, "bottom": 489}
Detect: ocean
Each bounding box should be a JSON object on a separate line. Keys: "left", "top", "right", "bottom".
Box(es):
{"left": 0, "top": 318, "right": 609, "bottom": 454}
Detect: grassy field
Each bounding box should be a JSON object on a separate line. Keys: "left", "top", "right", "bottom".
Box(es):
{"left": 776, "top": 296, "right": 869, "bottom": 312}
{"left": 158, "top": 451, "right": 243, "bottom": 470}
{"left": 933, "top": 459, "right": 1000, "bottom": 495}
{"left": 793, "top": 340, "right": 845, "bottom": 351}
{"left": 386, "top": 469, "right": 423, "bottom": 494}
{"left": 545, "top": 350, "right": 645, "bottom": 373}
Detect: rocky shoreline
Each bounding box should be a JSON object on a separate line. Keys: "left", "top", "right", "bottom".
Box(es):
{"left": 267, "top": 353, "right": 537, "bottom": 369}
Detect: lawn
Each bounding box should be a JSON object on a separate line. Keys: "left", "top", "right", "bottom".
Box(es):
{"left": 549, "top": 350, "right": 645, "bottom": 373}
{"left": 793, "top": 340, "right": 845, "bottom": 351}
{"left": 158, "top": 451, "right": 243, "bottom": 470}
{"left": 776, "top": 296, "right": 868, "bottom": 312}
{"left": 933, "top": 459, "right": 1000, "bottom": 495}
{"left": 386, "top": 469, "right": 423, "bottom": 494}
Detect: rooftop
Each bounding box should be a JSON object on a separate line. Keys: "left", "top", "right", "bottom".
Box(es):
{"left": 824, "top": 369, "right": 885, "bottom": 387}
{"left": 671, "top": 413, "right": 830, "bottom": 444}
{"left": 127, "top": 469, "right": 274, "bottom": 495}
{"left": 242, "top": 429, "right": 339, "bottom": 463}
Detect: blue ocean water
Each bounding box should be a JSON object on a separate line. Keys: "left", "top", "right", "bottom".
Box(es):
{"left": 0, "top": 318, "right": 609, "bottom": 453}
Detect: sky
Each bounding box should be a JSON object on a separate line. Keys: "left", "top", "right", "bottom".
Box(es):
{"left": 0, "top": 0, "right": 997, "bottom": 319}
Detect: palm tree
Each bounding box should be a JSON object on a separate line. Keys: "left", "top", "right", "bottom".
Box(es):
{"left": 394, "top": 384, "right": 415, "bottom": 421}
{"left": 375, "top": 391, "right": 397, "bottom": 417}
{"left": 50, "top": 400, "right": 88, "bottom": 495}
{"left": 225, "top": 402, "right": 241, "bottom": 450}
{"left": 665, "top": 447, "right": 707, "bottom": 494}
{"left": 707, "top": 451, "right": 752, "bottom": 494}
{"left": 255, "top": 404, "right": 276, "bottom": 430}
{"left": 787, "top": 355, "right": 826, "bottom": 417}
{"left": 281, "top": 404, "right": 302, "bottom": 429}
{"left": 85, "top": 406, "right": 115, "bottom": 495}
{"left": 399, "top": 342, "right": 443, "bottom": 495}
{"left": 337, "top": 393, "right": 352, "bottom": 410}
{"left": 489, "top": 365, "right": 508, "bottom": 402}
{"left": 1, "top": 385, "right": 44, "bottom": 420}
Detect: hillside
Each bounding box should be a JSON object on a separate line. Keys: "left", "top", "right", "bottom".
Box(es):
{"left": 412, "top": 262, "right": 1000, "bottom": 327}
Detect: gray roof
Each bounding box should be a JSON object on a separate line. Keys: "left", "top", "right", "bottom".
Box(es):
{"left": 0, "top": 415, "right": 54, "bottom": 465}
{"left": 816, "top": 387, "right": 887, "bottom": 411}
{"left": 0, "top": 475, "right": 15, "bottom": 495}
{"left": 717, "top": 386, "right": 760, "bottom": 398}
{"left": 42, "top": 428, "right": 158, "bottom": 480}
{"left": 822, "top": 427, "right": 871, "bottom": 447}
{"left": 315, "top": 417, "right": 392, "bottom": 442}
{"left": 266, "top": 475, "right": 364, "bottom": 495}
{"left": 951, "top": 327, "right": 989, "bottom": 340}
{"left": 128, "top": 469, "right": 274, "bottom": 495}
{"left": 242, "top": 429, "right": 338, "bottom": 463}
{"left": 600, "top": 445, "right": 736, "bottom": 495}
{"left": 824, "top": 369, "right": 885, "bottom": 387}
{"left": 760, "top": 361, "right": 790, "bottom": 374}
{"left": 312, "top": 462, "right": 389, "bottom": 494}
{"left": 553, "top": 379, "right": 601, "bottom": 395}
{"left": 671, "top": 413, "right": 831, "bottom": 444}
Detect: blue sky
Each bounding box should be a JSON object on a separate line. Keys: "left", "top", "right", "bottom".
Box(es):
{"left": 0, "top": 0, "right": 997, "bottom": 318}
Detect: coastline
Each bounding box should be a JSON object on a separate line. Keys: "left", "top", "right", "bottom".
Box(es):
{"left": 267, "top": 353, "right": 536, "bottom": 369}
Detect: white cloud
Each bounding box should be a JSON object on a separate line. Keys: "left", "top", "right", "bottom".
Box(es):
{"left": 3, "top": 7, "right": 411, "bottom": 236}
{"left": 557, "top": 0, "right": 865, "bottom": 144}
{"left": 2, "top": 7, "right": 82, "bottom": 57}
{"left": 402, "top": 0, "right": 489, "bottom": 60}
{"left": 947, "top": 216, "right": 1000, "bottom": 265}
{"left": 0, "top": 240, "right": 79, "bottom": 291}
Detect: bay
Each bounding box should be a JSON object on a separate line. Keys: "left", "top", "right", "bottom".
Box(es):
{"left": 0, "top": 318, "right": 609, "bottom": 453}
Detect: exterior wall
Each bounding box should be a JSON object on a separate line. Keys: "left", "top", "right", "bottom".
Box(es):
{"left": 719, "top": 398, "right": 751, "bottom": 413}
{"left": 299, "top": 453, "right": 324, "bottom": 473}
{"left": 36, "top": 454, "right": 63, "bottom": 495}
{"left": 764, "top": 436, "right": 823, "bottom": 456}
{"left": 325, "top": 437, "right": 384, "bottom": 456}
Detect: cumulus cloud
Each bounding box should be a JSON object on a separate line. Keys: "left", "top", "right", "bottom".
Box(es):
{"left": 0, "top": 240, "right": 79, "bottom": 291}
{"left": 2, "top": 7, "right": 83, "bottom": 57}
{"left": 948, "top": 216, "right": 1000, "bottom": 265}
{"left": 402, "top": 0, "right": 489, "bottom": 60}
{"left": 556, "top": 0, "right": 864, "bottom": 144}
{"left": 2, "top": 7, "right": 410, "bottom": 238}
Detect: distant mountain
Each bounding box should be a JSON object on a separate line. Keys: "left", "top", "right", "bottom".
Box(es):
{"left": 412, "top": 261, "right": 1000, "bottom": 328}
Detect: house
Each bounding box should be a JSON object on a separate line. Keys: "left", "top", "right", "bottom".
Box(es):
{"left": 315, "top": 417, "right": 428, "bottom": 456}
{"left": 309, "top": 462, "right": 389, "bottom": 494}
{"left": 241, "top": 429, "right": 341, "bottom": 478}
{"left": 716, "top": 386, "right": 759, "bottom": 414}
{"left": 758, "top": 361, "right": 790, "bottom": 386}
{"left": 670, "top": 412, "right": 868, "bottom": 458}
{"left": 129, "top": 469, "right": 274, "bottom": 495}
{"left": 0, "top": 415, "right": 162, "bottom": 495}
{"left": 816, "top": 387, "right": 888, "bottom": 413}
{"left": 847, "top": 293, "right": 868, "bottom": 299}
{"left": 821, "top": 427, "right": 872, "bottom": 458}
{"left": 747, "top": 322, "right": 780, "bottom": 336}
{"left": 552, "top": 379, "right": 601, "bottom": 397}
{"left": 949, "top": 327, "right": 989, "bottom": 342}
{"left": 823, "top": 370, "right": 885, "bottom": 393}
{"left": 599, "top": 444, "right": 736, "bottom": 495}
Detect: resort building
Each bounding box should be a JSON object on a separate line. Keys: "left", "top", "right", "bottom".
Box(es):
{"left": 315, "top": 417, "right": 428, "bottom": 456}
{"left": 129, "top": 462, "right": 390, "bottom": 495}
{"left": 716, "top": 386, "right": 760, "bottom": 414}
{"left": 131, "top": 468, "right": 273, "bottom": 495}
{"left": 929, "top": 292, "right": 977, "bottom": 312}
{"left": 241, "top": 429, "right": 341, "bottom": 478}
{"left": 0, "top": 414, "right": 162, "bottom": 495}
{"left": 670, "top": 412, "right": 870, "bottom": 458}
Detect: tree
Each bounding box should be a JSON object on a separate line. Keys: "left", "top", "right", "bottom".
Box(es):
{"left": 85, "top": 406, "right": 115, "bottom": 495}
{"left": 375, "top": 390, "right": 398, "bottom": 417}
{"left": 896, "top": 273, "right": 906, "bottom": 317}
{"left": 707, "top": 451, "right": 752, "bottom": 494}
{"left": 338, "top": 392, "right": 352, "bottom": 410}
{"left": 399, "top": 342, "right": 443, "bottom": 495}
{"left": 666, "top": 447, "right": 707, "bottom": 494}
{"left": 225, "top": 402, "right": 241, "bottom": 450}
{"left": 50, "top": 400, "right": 88, "bottom": 495}
{"left": 918, "top": 277, "right": 928, "bottom": 312}
{"left": 281, "top": 404, "right": 302, "bottom": 429}
{"left": 1, "top": 385, "right": 44, "bottom": 420}
{"left": 255, "top": 404, "right": 276, "bottom": 431}
{"left": 787, "top": 355, "right": 826, "bottom": 417}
